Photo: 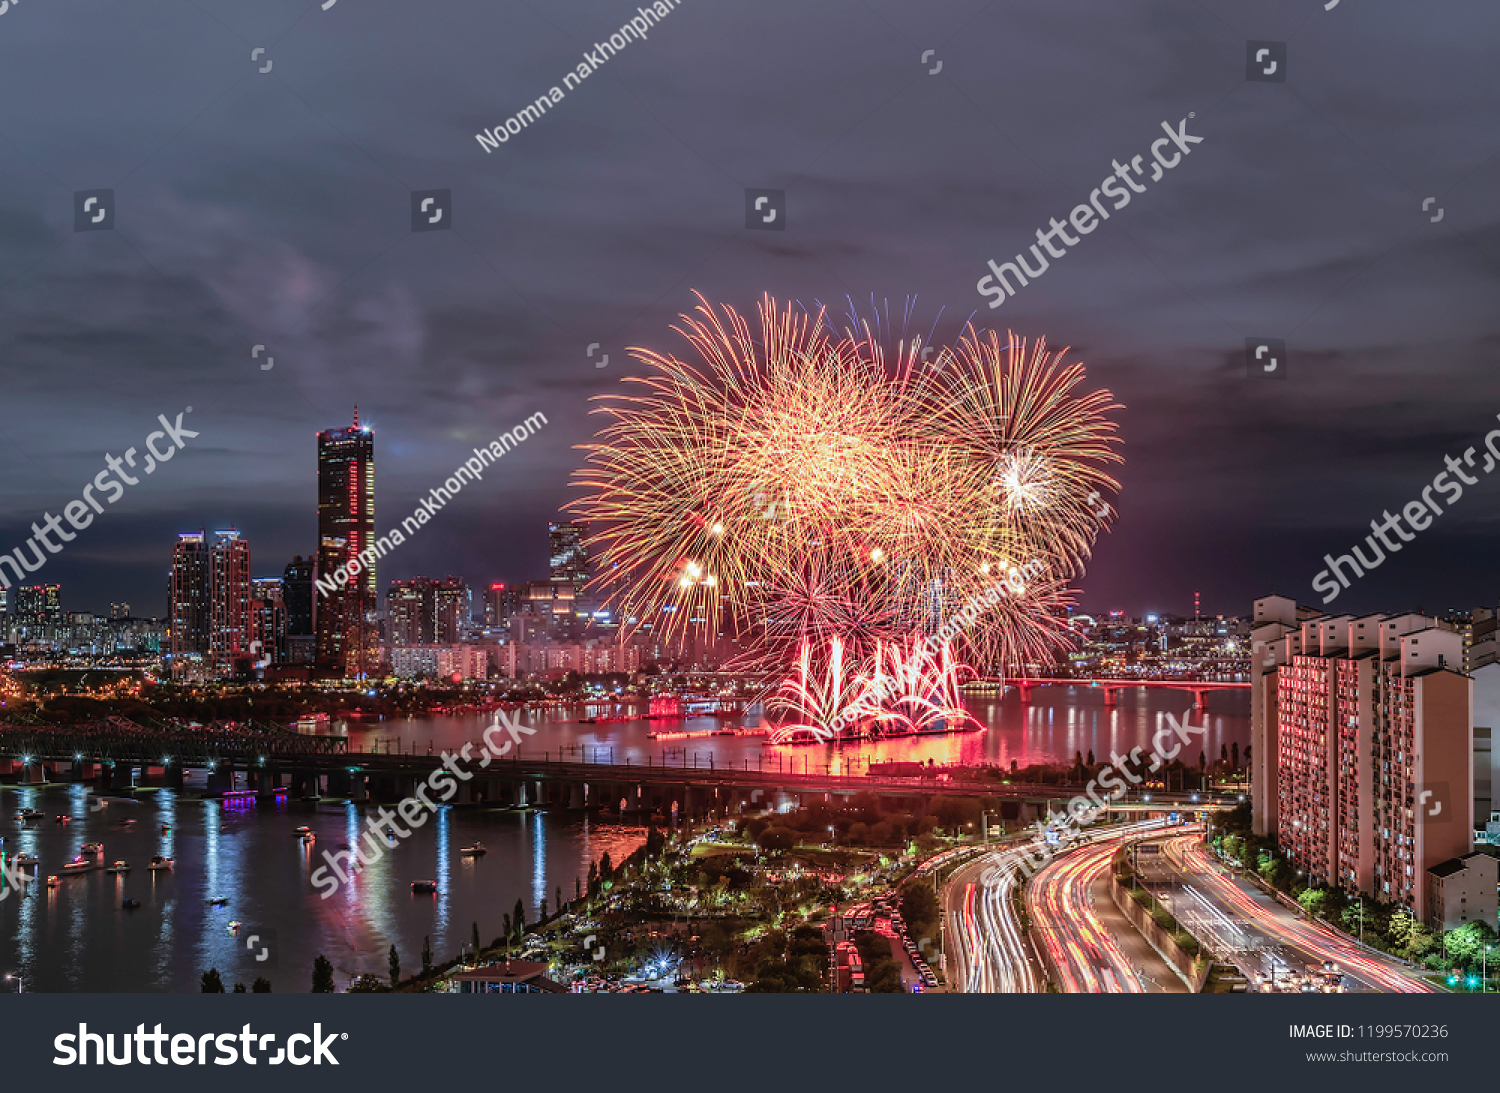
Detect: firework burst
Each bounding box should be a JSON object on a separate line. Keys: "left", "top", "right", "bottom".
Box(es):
{"left": 570, "top": 293, "right": 1122, "bottom": 732}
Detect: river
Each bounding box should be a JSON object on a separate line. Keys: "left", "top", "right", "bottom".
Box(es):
{"left": 0, "top": 686, "right": 1246, "bottom": 992}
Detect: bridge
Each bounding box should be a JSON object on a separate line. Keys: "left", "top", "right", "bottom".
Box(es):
{"left": 0, "top": 722, "right": 1232, "bottom": 821}
{"left": 972, "top": 677, "right": 1250, "bottom": 708}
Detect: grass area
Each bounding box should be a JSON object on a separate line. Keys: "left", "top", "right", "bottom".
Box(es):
{"left": 689, "top": 842, "right": 751, "bottom": 859}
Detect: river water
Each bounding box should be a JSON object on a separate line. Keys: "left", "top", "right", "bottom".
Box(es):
{"left": 0, "top": 687, "right": 1246, "bottom": 992}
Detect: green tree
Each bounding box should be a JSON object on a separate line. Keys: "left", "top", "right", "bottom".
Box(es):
{"left": 599, "top": 851, "right": 613, "bottom": 880}
{"left": 556, "top": 885, "right": 564, "bottom": 913}
{"left": 389, "top": 944, "right": 401, "bottom": 986}
{"left": 232, "top": 982, "right": 247, "bottom": 993}
{"left": 1297, "top": 888, "right": 1328, "bottom": 918}
{"left": 1444, "top": 921, "right": 1497, "bottom": 968}
{"left": 513, "top": 898, "right": 526, "bottom": 938}
{"left": 472, "top": 921, "right": 481, "bottom": 957}
{"left": 200, "top": 968, "right": 225, "bottom": 993}
{"left": 251, "top": 977, "right": 272, "bottom": 993}
{"left": 311, "top": 955, "right": 336, "bottom": 993}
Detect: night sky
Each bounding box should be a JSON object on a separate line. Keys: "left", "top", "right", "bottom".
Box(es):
{"left": 1, "top": 0, "right": 1497, "bottom": 621}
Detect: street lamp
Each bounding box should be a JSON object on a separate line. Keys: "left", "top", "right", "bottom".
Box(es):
{"left": 5, "top": 974, "right": 20, "bottom": 993}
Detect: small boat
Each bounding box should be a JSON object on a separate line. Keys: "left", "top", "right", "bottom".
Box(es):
{"left": 227, "top": 920, "right": 241, "bottom": 932}
{"left": 18, "top": 809, "right": 43, "bottom": 823}
{"left": 302, "top": 832, "right": 315, "bottom": 844}
{"left": 293, "top": 826, "right": 312, "bottom": 835}
{"left": 12, "top": 853, "right": 39, "bottom": 868}
{"left": 46, "top": 875, "right": 58, "bottom": 889}
{"left": 122, "top": 898, "right": 141, "bottom": 910}
{"left": 80, "top": 843, "right": 103, "bottom": 855}
{"left": 60, "top": 858, "right": 92, "bottom": 874}
{"left": 160, "top": 825, "right": 170, "bottom": 834}
{"left": 459, "top": 842, "right": 487, "bottom": 856}
{"left": 410, "top": 879, "right": 438, "bottom": 893}
{"left": 55, "top": 814, "right": 70, "bottom": 824}
{"left": 207, "top": 897, "right": 229, "bottom": 907}
{"left": 104, "top": 860, "right": 131, "bottom": 874}
{"left": 148, "top": 856, "right": 173, "bottom": 871}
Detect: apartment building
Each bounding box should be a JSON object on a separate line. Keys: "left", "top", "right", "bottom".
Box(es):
{"left": 1251, "top": 595, "right": 1473, "bottom": 922}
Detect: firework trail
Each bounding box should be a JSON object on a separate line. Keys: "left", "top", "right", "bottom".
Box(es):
{"left": 570, "top": 293, "right": 1122, "bottom": 738}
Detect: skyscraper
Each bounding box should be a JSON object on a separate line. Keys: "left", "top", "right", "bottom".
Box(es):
{"left": 386, "top": 577, "right": 468, "bottom": 646}
{"left": 282, "top": 555, "right": 315, "bottom": 665}
{"left": 549, "top": 521, "right": 590, "bottom": 596}
{"left": 316, "top": 412, "right": 377, "bottom": 677}
{"left": 209, "top": 530, "right": 252, "bottom": 677}
{"left": 168, "top": 533, "right": 209, "bottom": 678}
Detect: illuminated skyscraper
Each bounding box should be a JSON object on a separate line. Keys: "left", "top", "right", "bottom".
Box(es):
{"left": 549, "top": 521, "right": 590, "bottom": 596}
{"left": 209, "top": 530, "right": 252, "bottom": 677}
{"left": 316, "top": 411, "right": 377, "bottom": 677}
{"left": 168, "top": 533, "right": 209, "bottom": 678}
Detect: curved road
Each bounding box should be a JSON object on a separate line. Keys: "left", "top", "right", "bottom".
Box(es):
{"left": 944, "top": 819, "right": 1172, "bottom": 994}
{"left": 1158, "top": 836, "right": 1436, "bottom": 994}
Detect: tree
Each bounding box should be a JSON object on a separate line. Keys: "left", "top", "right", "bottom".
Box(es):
{"left": 389, "top": 944, "right": 401, "bottom": 986}
{"left": 201, "top": 968, "right": 225, "bottom": 993}
{"left": 540, "top": 896, "right": 549, "bottom": 920}
{"left": 1297, "top": 888, "right": 1327, "bottom": 918}
{"left": 251, "top": 977, "right": 272, "bottom": 993}
{"left": 472, "top": 921, "right": 481, "bottom": 957}
{"left": 575, "top": 876, "right": 582, "bottom": 900}
{"left": 232, "top": 982, "right": 247, "bottom": 993}
{"left": 599, "top": 851, "right": 613, "bottom": 880}
{"left": 502, "top": 913, "right": 512, "bottom": 944}
{"left": 556, "top": 885, "right": 564, "bottom": 913}
{"left": 421, "top": 935, "right": 432, "bottom": 975}
{"left": 309, "top": 955, "right": 335, "bottom": 993}
{"left": 1230, "top": 741, "right": 1240, "bottom": 771}
{"left": 514, "top": 898, "right": 526, "bottom": 938}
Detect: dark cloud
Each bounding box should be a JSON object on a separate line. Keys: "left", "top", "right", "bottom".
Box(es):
{"left": 0, "top": 0, "right": 1497, "bottom": 619}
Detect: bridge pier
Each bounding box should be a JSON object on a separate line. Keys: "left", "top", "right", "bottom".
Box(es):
{"left": 164, "top": 763, "right": 184, "bottom": 790}
{"left": 1103, "top": 687, "right": 1119, "bottom": 707}
{"left": 327, "top": 769, "right": 351, "bottom": 798}
{"left": 569, "top": 783, "right": 585, "bottom": 810}
{"left": 109, "top": 763, "right": 134, "bottom": 790}
{"left": 1191, "top": 688, "right": 1208, "bottom": 709}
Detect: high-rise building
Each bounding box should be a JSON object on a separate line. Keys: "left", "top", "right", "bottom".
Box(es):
{"left": 484, "top": 583, "right": 520, "bottom": 632}
{"left": 316, "top": 412, "right": 377, "bottom": 677}
{"left": 168, "top": 534, "right": 210, "bottom": 678}
{"left": 282, "top": 555, "right": 316, "bottom": 665}
{"left": 209, "top": 530, "right": 252, "bottom": 677}
{"left": 1252, "top": 594, "right": 1473, "bottom": 923}
{"left": 250, "top": 577, "right": 285, "bottom": 669}
{"left": 549, "top": 521, "right": 590, "bottom": 596}
{"left": 386, "top": 577, "right": 468, "bottom": 647}
{"left": 15, "top": 584, "right": 62, "bottom": 628}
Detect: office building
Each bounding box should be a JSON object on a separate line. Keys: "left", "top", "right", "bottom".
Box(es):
{"left": 316, "top": 412, "right": 377, "bottom": 677}
{"left": 1251, "top": 594, "right": 1473, "bottom": 922}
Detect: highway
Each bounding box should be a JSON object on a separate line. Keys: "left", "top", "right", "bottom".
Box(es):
{"left": 1148, "top": 835, "right": 1436, "bottom": 994}
{"left": 944, "top": 819, "right": 1174, "bottom": 994}
{"left": 945, "top": 846, "right": 1042, "bottom": 993}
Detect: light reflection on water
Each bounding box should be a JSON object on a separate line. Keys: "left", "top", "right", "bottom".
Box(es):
{"left": 0, "top": 689, "right": 1244, "bottom": 992}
